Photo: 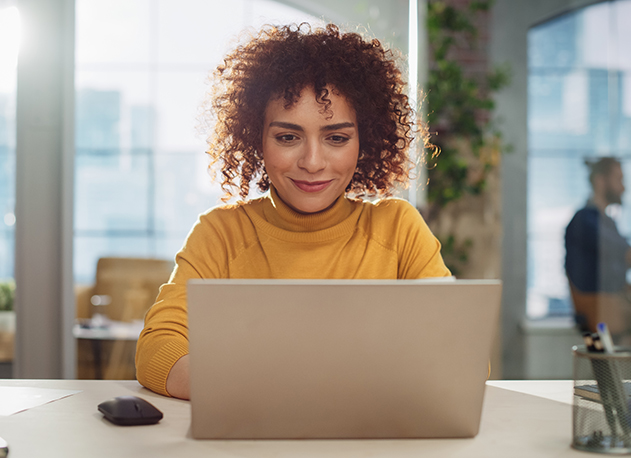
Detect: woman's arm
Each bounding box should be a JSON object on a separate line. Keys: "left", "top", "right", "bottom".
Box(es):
{"left": 388, "top": 200, "right": 451, "bottom": 279}
{"left": 136, "top": 210, "right": 231, "bottom": 397}
{"left": 166, "top": 354, "right": 190, "bottom": 400}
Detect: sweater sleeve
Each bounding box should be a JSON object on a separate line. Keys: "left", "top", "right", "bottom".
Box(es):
{"left": 391, "top": 200, "right": 451, "bottom": 279}
{"left": 135, "top": 212, "right": 229, "bottom": 396}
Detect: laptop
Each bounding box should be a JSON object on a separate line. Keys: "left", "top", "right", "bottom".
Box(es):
{"left": 187, "top": 279, "right": 501, "bottom": 439}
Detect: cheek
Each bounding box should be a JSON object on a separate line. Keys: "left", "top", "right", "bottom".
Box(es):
{"left": 261, "top": 141, "right": 275, "bottom": 167}
{"left": 340, "top": 149, "right": 360, "bottom": 174}
{"left": 263, "top": 151, "right": 283, "bottom": 171}
{"left": 262, "top": 144, "right": 293, "bottom": 174}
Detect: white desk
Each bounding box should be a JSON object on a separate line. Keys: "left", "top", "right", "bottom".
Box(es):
{"left": 0, "top": 379, "right": 581, "bottom": 457}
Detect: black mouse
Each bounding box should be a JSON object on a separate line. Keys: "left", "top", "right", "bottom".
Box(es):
{"left": 98, "top": 396, "right": 163, "bottom": 426}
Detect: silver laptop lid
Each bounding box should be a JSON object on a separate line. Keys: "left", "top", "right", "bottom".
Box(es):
{"left": 188, "top": 279, "right": 501, "bottom": 439}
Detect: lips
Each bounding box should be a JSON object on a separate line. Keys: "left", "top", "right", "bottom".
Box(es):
{"left": 291, "top": 179, "right": 333, "bottom": 193}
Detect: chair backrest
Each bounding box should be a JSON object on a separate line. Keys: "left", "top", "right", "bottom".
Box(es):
{"left": 94, "top": 257, "right": 174, "bottom": 322}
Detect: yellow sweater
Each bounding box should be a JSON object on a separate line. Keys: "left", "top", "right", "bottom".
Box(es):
{"left": 136, "top": 188, "right": 451, "bottom": 396}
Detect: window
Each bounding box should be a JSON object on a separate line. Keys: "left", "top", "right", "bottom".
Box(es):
{"left": 0, "top": 4, "right": 19, "bottom": 280}
{"left": 74, "top": 0, "right": 319, "bottom": 284}
{"left": 527, "top": 0, "right": 631, "bottom": 318}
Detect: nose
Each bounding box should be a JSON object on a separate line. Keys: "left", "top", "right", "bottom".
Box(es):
{"left": 297, "top": 140, "right": 326, "bottom": 173}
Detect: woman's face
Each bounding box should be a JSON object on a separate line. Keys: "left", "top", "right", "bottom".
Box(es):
{"left": 262, "top": 86, "right": 360, "bottom": 214}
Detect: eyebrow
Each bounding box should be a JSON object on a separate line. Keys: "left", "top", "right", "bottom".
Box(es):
{"left": 321, "top": 122, "right": 356, "bottom": 131}
{"left": 268, "top": 121, "right": 356, "bottom": 132}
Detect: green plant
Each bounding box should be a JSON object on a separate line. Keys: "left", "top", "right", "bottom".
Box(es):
{"left": 0, "top": 279, "right": 15, "bottom": 312}
{"left": 439, "top": 234, "right": 473, "bottom": 277}
{"left": 424, "top": 0, "right": 510, "bottom": 273}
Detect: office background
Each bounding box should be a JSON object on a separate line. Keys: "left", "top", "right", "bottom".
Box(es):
{"left": 1, "top": 0, "right": 629, "bottom": 380}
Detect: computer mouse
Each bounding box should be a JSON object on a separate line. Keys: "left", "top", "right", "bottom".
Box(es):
{"left": 98, "top": 396, "right": 163, "bottom": 426}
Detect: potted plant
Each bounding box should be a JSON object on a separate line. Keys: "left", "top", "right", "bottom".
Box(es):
{"left": 0, "top": 279, "right": 15, "bottom": 334}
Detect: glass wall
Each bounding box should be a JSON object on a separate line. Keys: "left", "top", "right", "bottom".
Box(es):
{"left": 527, "top": 0, "right": 631, "bottom": 318}
{"left": 0, "top": 4, "right": 19, "bottom": 281}
{"left": 74, "top": 0, "right": 319, "bottom": 284}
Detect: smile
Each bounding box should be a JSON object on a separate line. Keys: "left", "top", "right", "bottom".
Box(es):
{"left": 291, "top": 179, "right": 333, "bottom": 193}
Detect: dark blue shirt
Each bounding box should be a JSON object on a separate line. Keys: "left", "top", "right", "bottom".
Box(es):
{"left": 565, "top": 203, "right": 630, "bottom": 293}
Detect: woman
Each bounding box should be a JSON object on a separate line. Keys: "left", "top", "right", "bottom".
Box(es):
{"left": 136, "top": 23, "right": 451, "bottom": 399}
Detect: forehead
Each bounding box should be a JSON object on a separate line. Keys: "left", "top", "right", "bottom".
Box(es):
{"left": 263, "top": 87, "right": 356, "bottom": 122}
{"left": 608, "top": 163, "right": 623, "bottom": 177}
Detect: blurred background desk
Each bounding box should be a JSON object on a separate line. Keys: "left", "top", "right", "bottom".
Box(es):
{"left": 74, "top": 319, "right": 144, "bottom": 380}
{"left": 0, "top": 379, "right": 582, "bottom": 457}
{"left": 74, "top": 257, "right": 173, "bottom": 380}
{"left": 0, "top": 311, "right": 15, "bottom": 378}
{"left": 0, "top": 330, "right": 13, "bottom": 378}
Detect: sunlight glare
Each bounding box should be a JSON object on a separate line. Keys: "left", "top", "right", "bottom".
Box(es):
{"left": 0, "top": 6, "right": 21, "bottom": 93}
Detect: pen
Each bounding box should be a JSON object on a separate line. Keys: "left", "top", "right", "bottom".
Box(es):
{"left": 597, "top": 323, "right": 616, "bottom": 353}
{"left": 592, "top": 334, "right": 605, "bottom": 353}
{"left": 582, "top": 332, "right": 598, "bottom": 352}
{"left": 594, "top": 323, "right": 631, "bottom": 443}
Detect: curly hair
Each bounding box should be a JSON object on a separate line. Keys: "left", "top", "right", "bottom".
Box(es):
{"left": 202, "top": 23, "right": 423, "bottom": 200}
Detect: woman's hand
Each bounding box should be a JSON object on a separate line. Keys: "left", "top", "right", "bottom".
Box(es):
{"left": 166, "top": 354, "right": 190, "bottom": 400}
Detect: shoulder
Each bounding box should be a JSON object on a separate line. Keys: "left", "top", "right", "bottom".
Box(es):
{"left": 198, "top": 196, "right": 265, "bottom": 226}
{"left": 358, "top": 197, "right": 423, "bottom": 223}
{"left": 354, "top": 197, "right": 430, "bottom": 242}
{"left": 177, "top": 198, "right": 265, "bottom": 273}
{"left": 354, "top": 196, "right": 449, "bottom": 278}
{"left": 565, "top": 207, "right": 601, "bottom": 246}
{"left": 381, "top": 198, "right": 419, "bottom": 214}
{"left": 567, "top": 207, "right": 599, "bottom": 229}
{"left": 574, "top": 206, "right": 598, "bottom": 219}
{"left": 183, "top": 199, "right": 266, "bottom": 248}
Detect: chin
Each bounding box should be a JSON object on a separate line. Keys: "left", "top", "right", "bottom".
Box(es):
{"left": 291, "top": 198, "right": 335, "bottom": 214}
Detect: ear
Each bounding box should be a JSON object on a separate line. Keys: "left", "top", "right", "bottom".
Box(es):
{"left": 592, "top": 174, "right": 607, "bottom": 193}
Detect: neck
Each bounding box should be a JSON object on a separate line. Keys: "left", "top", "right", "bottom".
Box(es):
{"left": 264, "top": 185, "right": 354, "bottom": 232}
{"left": 591, "top": 194, "right": 610, "bottom": 212}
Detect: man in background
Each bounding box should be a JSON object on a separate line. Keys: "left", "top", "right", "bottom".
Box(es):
{"left": 565, "top": 157, "right": 631, "bottom": 339}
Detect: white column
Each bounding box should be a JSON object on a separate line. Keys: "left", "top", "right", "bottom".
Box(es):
{"left": 14, "top": 0, "right": 75, "bottom": 379}
{"left": 408, "top": 0, "right": 428, "bottom": 208}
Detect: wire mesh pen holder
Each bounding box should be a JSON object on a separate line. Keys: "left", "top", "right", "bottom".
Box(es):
{"left": 573, "top": 346, "right": 631, "bottom": 454}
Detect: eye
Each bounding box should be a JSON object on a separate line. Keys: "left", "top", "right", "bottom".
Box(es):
{"left": 276, "top": 134, "right": 299, "bottom": 143}
{"left": 328, "top": 135, "right": 350, "bottom": 145}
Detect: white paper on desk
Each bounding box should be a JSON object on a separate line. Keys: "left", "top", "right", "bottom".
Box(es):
{"left": 0, "top": 387, "right": 81, "bottom": 416}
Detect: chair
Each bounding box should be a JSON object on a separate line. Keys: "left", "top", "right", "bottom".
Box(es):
{"left": 76, "top": 257, "right": 174, "bottom": 380}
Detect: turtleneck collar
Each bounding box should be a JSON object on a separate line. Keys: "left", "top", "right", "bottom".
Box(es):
{"left": 262, "top": 185, "right": 354, "bottom": 232}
